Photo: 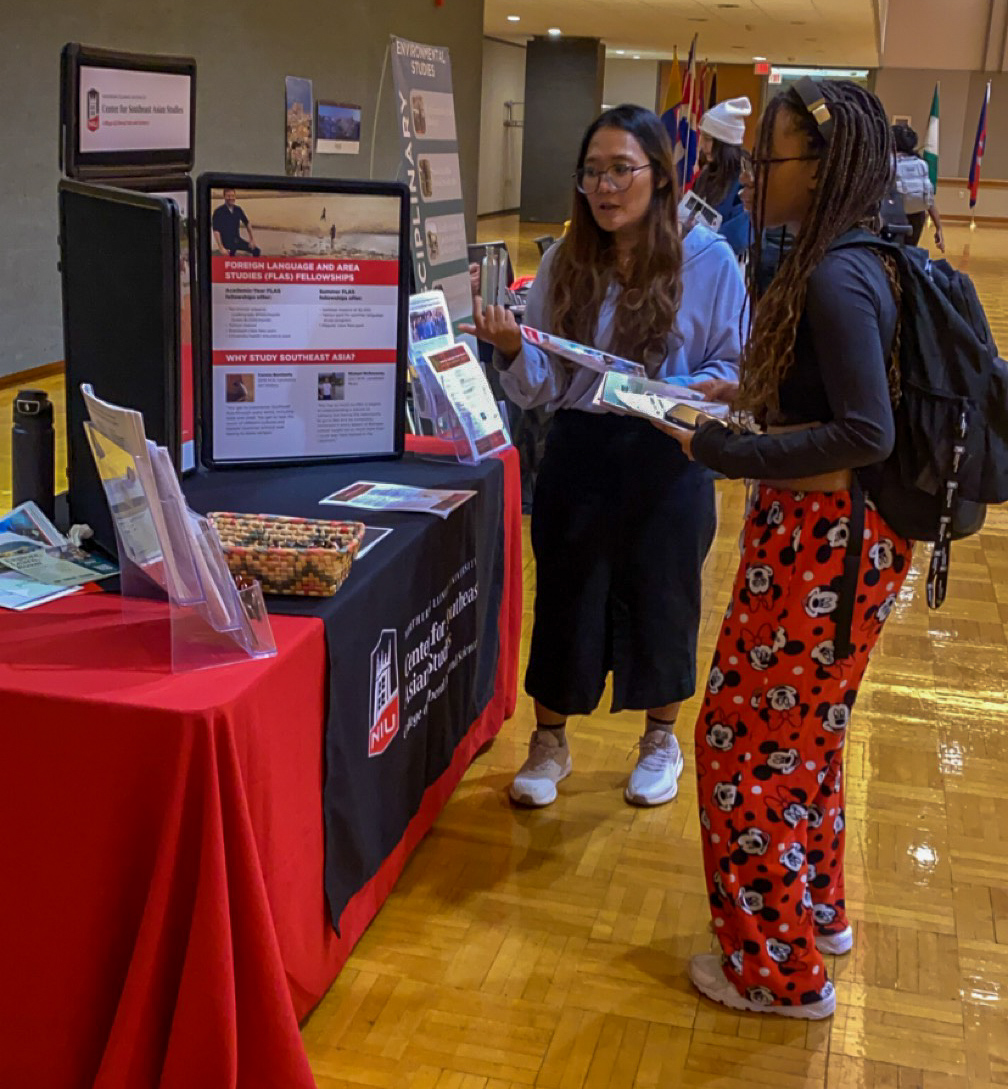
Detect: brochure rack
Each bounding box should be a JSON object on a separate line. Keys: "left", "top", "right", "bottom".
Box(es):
{"left": 83, "top": 411, "right": 275, "bottom": 672}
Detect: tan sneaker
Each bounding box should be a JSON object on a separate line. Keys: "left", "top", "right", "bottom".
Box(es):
{"left": 509, "top": 730, "right": 572, "bottom": 807}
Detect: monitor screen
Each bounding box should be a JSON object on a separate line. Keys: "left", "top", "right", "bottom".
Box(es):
{"left": 59, "top": 181, "right": 181, "bottom": 553}
{"left": 198, "top": 174, "right": 409, "bottom": 468}
{"left": 61, "top": 43, "right": 196, "bottom": 177}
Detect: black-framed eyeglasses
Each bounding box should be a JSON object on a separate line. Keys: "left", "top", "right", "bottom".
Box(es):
{"left": 574, "top": 162, "right": 652, "bottom": 194}
{"left": 742, "top": 154, "right": 819, "bottom": 178}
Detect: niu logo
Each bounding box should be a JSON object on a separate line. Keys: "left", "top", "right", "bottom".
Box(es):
{"left": 368, "top": 629, "right": 400, "bottom": 757}
{"left": 86, "top": 88, "right": 100, "bottom": 132}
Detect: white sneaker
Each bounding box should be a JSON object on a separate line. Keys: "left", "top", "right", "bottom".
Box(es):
{"left": 509, "top": 730, "right": 572, "bottom": 807}
{"left": 815, "top": 926, "right": 853, "bottom": 956}
{"left": 688, "top": 954, "right": 836, "bottom": 1020}
{"left": 625, "top": 730, "right": 684, "bottom": 806}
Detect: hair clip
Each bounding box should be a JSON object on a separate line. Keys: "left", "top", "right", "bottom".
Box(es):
{"left": 792, "top": 77, "right": 835, "bottom": 142}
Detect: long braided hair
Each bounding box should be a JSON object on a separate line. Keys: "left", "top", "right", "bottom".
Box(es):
{"left": 739, "top": 81, "right": 901, "bottom": 425}
{"left": 549, "top": 105, "right": 683, "bottom": 373}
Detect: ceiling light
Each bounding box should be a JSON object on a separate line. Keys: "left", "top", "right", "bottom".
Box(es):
{"left": 633, "top": 54, "right": 641, "bottom": 59}
{"left": 507, "top": 14, "right": 520, "bottom": 22}
{"left": 615, "top": 49, "right": 626, "bottom": 54}
{"left": 547, "top": 27, "right": 561, "bottom": 36}
{"left": 753, "top": 55, "right": 766, "bottom": 61}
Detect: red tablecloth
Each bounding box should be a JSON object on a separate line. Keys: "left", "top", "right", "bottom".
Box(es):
{"left": 0, "top": 441, "right": 521, "bottom": 1089}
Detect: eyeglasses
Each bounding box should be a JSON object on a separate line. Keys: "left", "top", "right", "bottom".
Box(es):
{"left": 574, "top": 163, "right": 652, "bottom": 194}
{"left": 741, "top": 154, "right": 820, "bottom": 178}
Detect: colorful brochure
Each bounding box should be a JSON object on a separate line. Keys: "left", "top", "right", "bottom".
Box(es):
{"left": 520, "top": 326, "right": 646, "bottom": 377}
{"left": 320, "top": 482, "right": 475, "bottom": 520}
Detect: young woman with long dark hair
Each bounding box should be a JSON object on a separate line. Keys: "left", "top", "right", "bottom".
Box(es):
{"left": 692, "top": 97, "right": 752, "bottom": 257}
{"left": 660, "top": 80, "right": 913, "bottom": 1018}
{"left": 463, "top": 105, "right": 746, "bottom": 810}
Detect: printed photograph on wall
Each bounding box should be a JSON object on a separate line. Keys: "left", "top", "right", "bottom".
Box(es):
{"left": 285, "top": 76, "right": 314, "bottom": 177}
{"left": 316, "top": 101, "right": 362, "bottom": 155}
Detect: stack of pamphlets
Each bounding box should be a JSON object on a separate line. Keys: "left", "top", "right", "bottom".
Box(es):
{"left": 0, "top": 502, "right": 117, "bottom": 611}
{"left": 407, "top": 290, "right": 510, "bottom": 460}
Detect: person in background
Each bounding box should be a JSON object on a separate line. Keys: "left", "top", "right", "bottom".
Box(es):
{"left": 461, "top": 104, "right": 746, "bottom": 811}
{"left": 893, "top": 122, "right": 945, "bottom": 252}
{"left": 659, "top": 79, "right": 912, "bottom": 1019}
{"left": 692, "top": 97, "right": 753, "bottom": 257}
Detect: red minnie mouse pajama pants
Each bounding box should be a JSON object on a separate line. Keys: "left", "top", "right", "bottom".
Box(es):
{"left": 694, "top": 484, "right": 912, "bottom": 1009}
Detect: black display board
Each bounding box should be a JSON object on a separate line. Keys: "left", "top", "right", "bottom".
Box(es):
{"left": 59, "top": 180, "right": 181, "bottom": 554}
{"left": 60, "top": 43, "right": 196, "bottom": 179}
{"left": 108, "top": 175, "right": 198, "bottom": 473}
{"left": 196, "top": 173, "right": 410, "bottom": 469}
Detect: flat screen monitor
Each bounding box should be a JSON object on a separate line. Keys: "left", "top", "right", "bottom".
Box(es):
{"left": 197, "top": 173, "right": 410, "bottom": 468}
{"left": 59, "top": 180, "right": 181, "bottom": 555}
{"left": 60, "top": 43, "right": 196, "bottom": 178}
{"left": 109, "top": 176, "right": 197, "bottom": 473}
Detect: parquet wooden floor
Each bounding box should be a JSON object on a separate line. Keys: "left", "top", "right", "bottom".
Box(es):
{"left": 2, "top": 223, "right": 1006, "bottom": 1088}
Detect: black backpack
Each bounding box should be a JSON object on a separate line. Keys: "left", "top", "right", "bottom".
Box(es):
{"left": 833, "top": 230, "right": 1008, "bottom": 608}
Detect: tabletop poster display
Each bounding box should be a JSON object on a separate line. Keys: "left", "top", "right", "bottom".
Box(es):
{"left": 198, "top": 173, "right": 410, "bottom": 468}
{"left": 390, "top": 36, "right": 474, "bottom": 336}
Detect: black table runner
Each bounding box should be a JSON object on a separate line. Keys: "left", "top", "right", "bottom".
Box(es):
{"left": 184, "top": 453, "right": 504, "bottom": 924}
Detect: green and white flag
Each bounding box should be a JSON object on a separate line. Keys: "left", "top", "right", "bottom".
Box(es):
{"left": 923, "top": 83, "right": 940, "bottom": 189}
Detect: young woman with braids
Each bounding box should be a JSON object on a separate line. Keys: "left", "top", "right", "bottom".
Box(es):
{"left": 659, "top": 80, "right": 913, "bottom": 1017}
{"left": 462, "top": 105, "right": 746, "bottom": 809}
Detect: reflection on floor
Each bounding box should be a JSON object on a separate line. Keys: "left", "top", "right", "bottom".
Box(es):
{"left": 302, "top": 222, "right": 1008, "bottom": 1089}
{"left": 3, "top": 222, "right": 1008, "bottom": 1088}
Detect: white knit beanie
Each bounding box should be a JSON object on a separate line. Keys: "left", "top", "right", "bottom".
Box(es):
{"left": 699, "top": 96, "right": 752, "bottom": 146}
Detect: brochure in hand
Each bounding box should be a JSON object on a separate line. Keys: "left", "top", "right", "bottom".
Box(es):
{"left": 592, "top": 370, "right": 730, "bottom": 427}
{"left": 320, "top": 481, "right": 476, "bottom": 519}
{"left": 520, "top": 326, "right": 646, "bottom": 377}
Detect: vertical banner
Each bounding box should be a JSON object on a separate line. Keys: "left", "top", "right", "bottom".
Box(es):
{"left": 285, "top": 76, "right": 314, "bottom": 177}
{"left": 390, "top": 37, "right": 473, "bottom": 334}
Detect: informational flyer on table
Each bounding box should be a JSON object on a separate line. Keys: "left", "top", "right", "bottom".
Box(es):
{"left": 205, "top": 184, "right": 405, "bottom": 464}
{"left": 391, "top": 37, "right": 473, "bottom": 335}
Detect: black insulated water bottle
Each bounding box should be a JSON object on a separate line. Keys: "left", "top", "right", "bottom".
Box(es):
{"left": 11, "top": 389, "right": 55, "bottom": 521}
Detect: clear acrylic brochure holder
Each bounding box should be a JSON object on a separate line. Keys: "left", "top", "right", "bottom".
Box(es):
{"left": 408, "top": 353, "right": 512, "bottom": 466}
{"left": 84, "top": 422, "right": 276, "bottom": 670}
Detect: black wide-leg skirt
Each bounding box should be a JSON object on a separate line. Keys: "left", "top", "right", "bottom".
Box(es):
{"left": 525, "top": 409, "right": 716, "bottom": 716}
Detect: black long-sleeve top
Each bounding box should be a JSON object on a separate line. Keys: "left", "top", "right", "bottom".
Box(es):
{"left": 692, "top": 245, "right": 898, "bottom": 479}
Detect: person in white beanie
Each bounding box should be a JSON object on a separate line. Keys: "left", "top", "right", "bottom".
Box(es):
{"left": 692, "top": 96, "right": 753, "bottom": 256}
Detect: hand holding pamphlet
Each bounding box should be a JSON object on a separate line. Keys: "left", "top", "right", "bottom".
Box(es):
{"left": 592, "top": 371, "right": 730, "bottom": 427}
{"left": 520, "top": 326, "right": 646, "bottom": 377}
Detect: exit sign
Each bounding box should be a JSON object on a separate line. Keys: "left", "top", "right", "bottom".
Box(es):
{"left": 754, "top": 61, "right": 770, "bottom": 75}
{"left": 769, "top": 70, "right": 783, "bottom": 84}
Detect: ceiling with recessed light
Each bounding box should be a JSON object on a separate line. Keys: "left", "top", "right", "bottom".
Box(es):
{"left": 484, "top": 0, "right": 881, "bottom": 66}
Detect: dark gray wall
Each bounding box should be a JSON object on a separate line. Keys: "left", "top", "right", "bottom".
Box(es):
{"left": 0, "top": 1, "right": 484, "bottom": 379}
{"left": 520, "top": 37, "right": 604, "bottom": 223}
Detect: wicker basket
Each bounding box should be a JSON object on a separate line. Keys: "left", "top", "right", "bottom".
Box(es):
{"left": 208, "top": 512, "right": 366, "bottom": 597}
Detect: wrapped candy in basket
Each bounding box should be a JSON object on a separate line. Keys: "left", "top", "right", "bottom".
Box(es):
{"left": 208, "top": 512, "right": 365, "bottom": 597}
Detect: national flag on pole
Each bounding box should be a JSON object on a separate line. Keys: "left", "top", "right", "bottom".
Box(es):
{"left": 661, "top": 47, "right": 681, "bottom": 115}
{"left": 968, "top": 81, "right": 990, "bottom": 210}
{"left": 708, "top": 65, "right": 718, "bottom": 110}
{"left": 923, "top": 83, "right": 940, "bottom": 190}
{"left": 673, "top": 36, "right": 700, "bottom": 188}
